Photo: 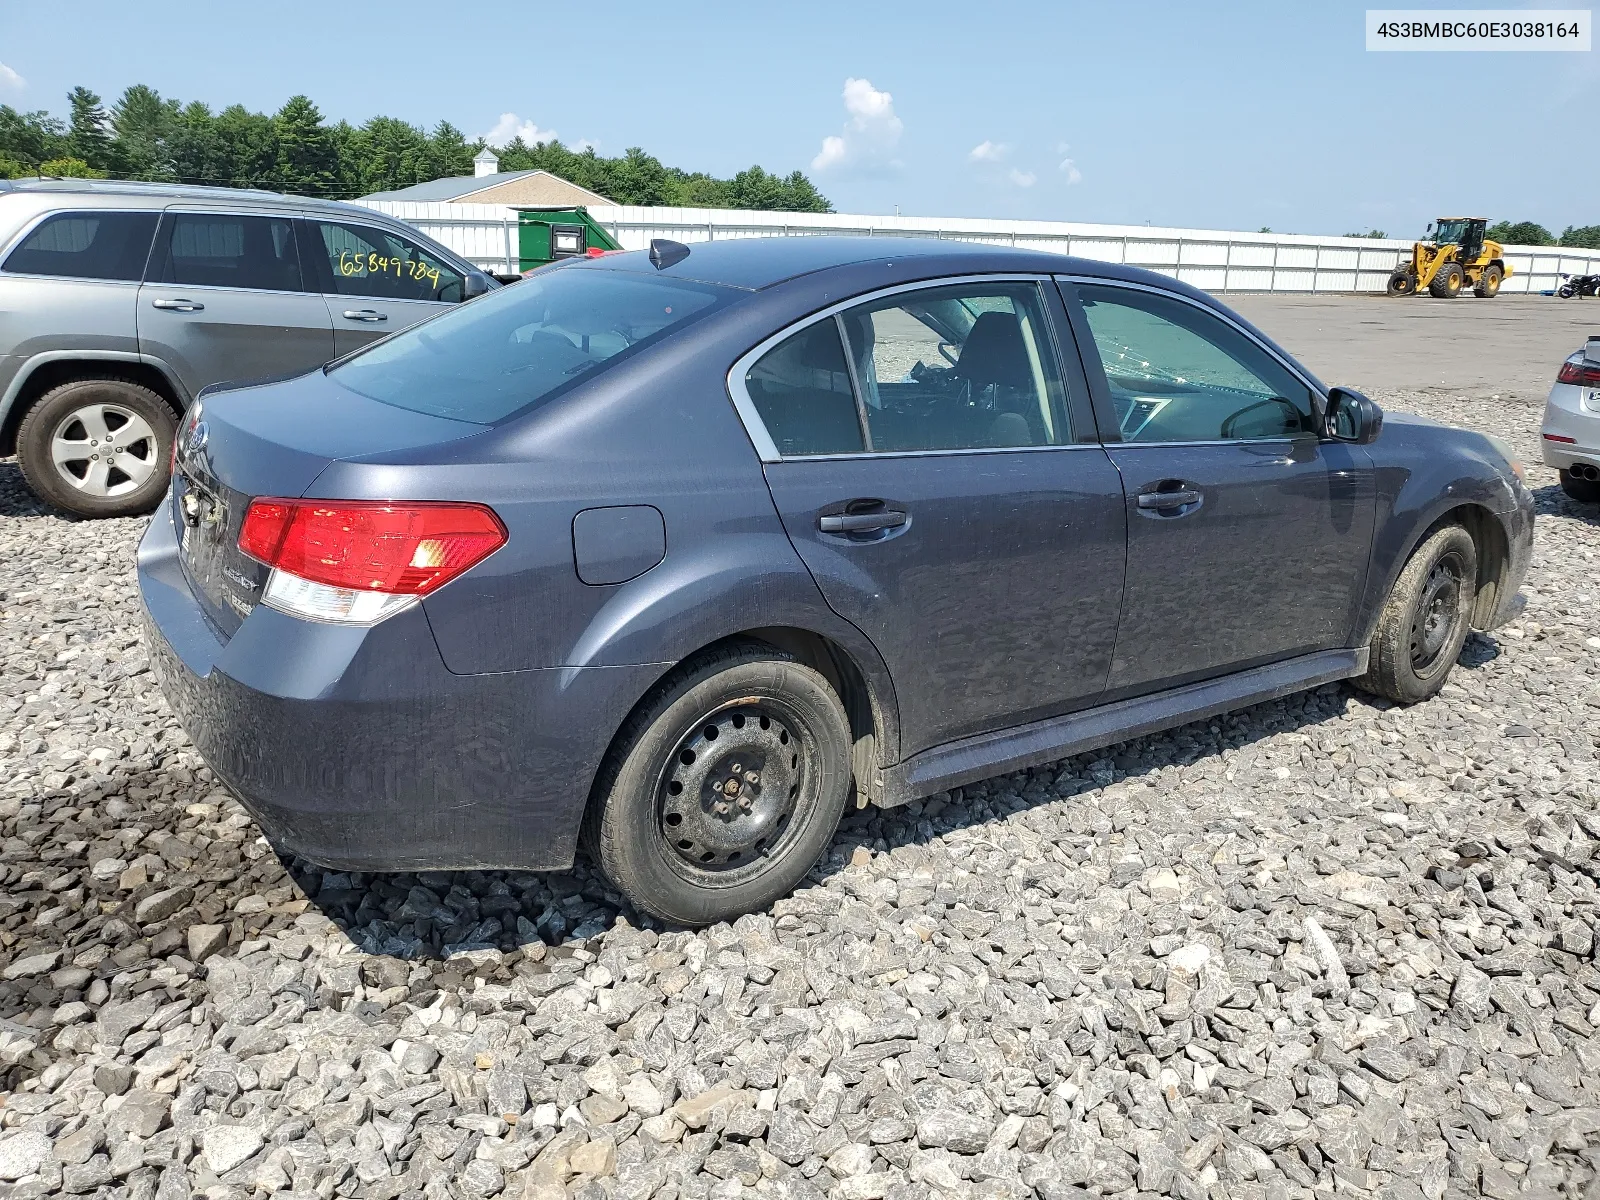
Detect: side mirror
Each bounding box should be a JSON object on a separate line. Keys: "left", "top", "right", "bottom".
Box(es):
{"left": 462, "top": 271, "right": 493, "bottom": 300}
{"left": 1325, "top": 387, "right": 1383, "bottom": 445}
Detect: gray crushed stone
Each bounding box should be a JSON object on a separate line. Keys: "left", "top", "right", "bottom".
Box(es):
{"left": 0, "top": 383, "right": 1596, "bottom": 1200}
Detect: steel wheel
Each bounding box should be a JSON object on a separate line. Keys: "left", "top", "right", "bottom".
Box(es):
{"left": 49, "top": 402, "right": 160, "bottom": 498}
{"left": 1408, "top": 549, "right": 1467, "bottom": 678}
{"left": 657, "top": 699, "right": 816, "bottom": 885}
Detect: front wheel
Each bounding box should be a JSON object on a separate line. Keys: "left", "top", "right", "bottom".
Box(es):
{"left": 15, "top": 378, "right": 176, "bottom": 518}
{"left": 1354, "top": 524, "right": 1477, "bottom": 704}
{"left": 1558, "top": 284, "right": 1575, "bottom": 299}
{"left": 1428, "top": 263, "right": 1464, "bottom": 298}
{"left": 586, "top": 643, "right": 853, "bottom": 925}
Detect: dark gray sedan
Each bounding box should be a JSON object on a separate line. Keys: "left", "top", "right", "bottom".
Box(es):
{"left": 138, "top": 237, "right": 1534, "bottom": 925}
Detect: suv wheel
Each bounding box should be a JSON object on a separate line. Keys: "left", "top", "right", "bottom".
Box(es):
{"left": 1354, "top": 523, "right": 1477, "bottom": 704}
{"left": 587, "top": 643, "right": 853, "bottom": 925}
{"left": 16, "top": 378, "right": 176, "bottom": 518}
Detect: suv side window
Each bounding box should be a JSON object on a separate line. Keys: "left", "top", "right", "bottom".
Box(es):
{"left": 3, "top": 211, "right": 159, "bottom": 281}
{"left": 745, "top": 320, "right": 864, "bottom": 457}
{"left": 311, "top": 220, "right": 464, "bottom": 303}
{"left": 1075, "top": 284, "right": 1315, "bottom": 442}
{"left": 158, "top": 213, "right": 304, "bottom": 292}
{"left": 840, "top": 282, "right": 1066, "bottom": 452}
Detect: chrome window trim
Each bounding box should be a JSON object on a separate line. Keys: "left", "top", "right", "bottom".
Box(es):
{"left": 0, "top": 207, "right": 164, "bottom": 285}
{"left": 1054, "top": 273, "right": 1330, "bottom": 423}
{"left": 726, "top": 273, "right": 1066, "bottom": 464}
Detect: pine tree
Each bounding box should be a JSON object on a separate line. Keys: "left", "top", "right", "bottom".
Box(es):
{"left": 66, "top": 87, "right": 116, "bottom": 172}
{"left": 273, "top": 95, "right": 337, "bottom": 196}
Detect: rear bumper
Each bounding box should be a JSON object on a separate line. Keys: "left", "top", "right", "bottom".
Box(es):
{"left": 1540, "top": 384, "right": 1600, "bottom": 470}
{"left": 137, "top": 503, "right": 664, "bottom": 872}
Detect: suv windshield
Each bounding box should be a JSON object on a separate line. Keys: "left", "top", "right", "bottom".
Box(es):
{"left": 330, "top": 265, "right": 736, "bottom": 423}
{"left": 1432, "top": 219, "right": 1468, "bottom": 245}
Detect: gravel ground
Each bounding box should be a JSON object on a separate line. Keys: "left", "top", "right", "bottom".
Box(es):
{"left": 1, "top": 385, "right": 1597, "bottom": 1200}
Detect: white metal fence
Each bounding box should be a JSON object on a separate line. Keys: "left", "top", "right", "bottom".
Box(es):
{"left": 358, "top": 199, "right": 1600, "bottom": 296}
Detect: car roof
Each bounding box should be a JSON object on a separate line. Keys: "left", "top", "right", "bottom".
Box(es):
{"left": 572, "top": 233, "right": 1212, "bottom": 298}
{"left": 0, "top": 177, "right": 384, "bottom": 220}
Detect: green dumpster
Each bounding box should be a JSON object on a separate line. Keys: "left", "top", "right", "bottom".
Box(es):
{"left": 515, "top": 207, "right": 621, "bottom": 271}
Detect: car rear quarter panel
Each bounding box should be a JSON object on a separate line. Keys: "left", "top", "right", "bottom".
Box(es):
{"left": 310, "top": 280, "right": 905, "bottom": 756}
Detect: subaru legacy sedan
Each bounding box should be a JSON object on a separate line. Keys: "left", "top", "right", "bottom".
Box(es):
{"left": 139, "top": 237, "right": 1534, "bottom": 925}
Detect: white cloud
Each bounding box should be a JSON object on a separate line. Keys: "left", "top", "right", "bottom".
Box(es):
{"left": 480, "top": 112, "right": 558, "bottom": 148}
{"left": 811, "top": 78, "right": 903, "bottom": 173}
{"left": 1056, "top": 142, "right": 1083, "bottom": 185}
{"left": 0, "top": 63, "right": 24, "bottom": 92}
{"left": 1008, "top": 168, "right": 1037, "bottom": 188}
{"left": 969, "top": 140, "right": 1010, "bottom": 163}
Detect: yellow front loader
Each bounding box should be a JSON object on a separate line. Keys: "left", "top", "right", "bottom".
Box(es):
{"left": 1386, "top": 217, "right": 1509, "bottom": 298}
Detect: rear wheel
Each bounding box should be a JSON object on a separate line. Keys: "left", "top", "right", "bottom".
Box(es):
{"left": 15, "top": 378, "right": 176, "bottom": 518}
{"left": 1386, "top": 271, "right": 1417, "bottom": 297}
{"left": 1473, "top": 264, "right": 1503, "bottom": 298}
{"left": 1428, "top": 263, "right": 1464, "bottom": 298}
{"left": 586, "top": 643, "right": 852, "bottom": 925}
{"left": 1560, "top": 468, "right": 1600, "bottom": 504}
{"left": 1354, "top": 524, "right": 1477, "bottom": 704}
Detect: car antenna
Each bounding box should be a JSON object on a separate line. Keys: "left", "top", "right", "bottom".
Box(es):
{"left": 649, "top": 239, "right": 691, "bottom": 270}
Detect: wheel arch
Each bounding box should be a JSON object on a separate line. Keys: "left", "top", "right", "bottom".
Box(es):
{"left": 583, "top": 626, "right": 900, "bottom": 838}
{"left": 1360, "top": 501, "right": 1510, "bottom": 644}
{"left": 0, "top": 354, "right": 188, "bottom": 457}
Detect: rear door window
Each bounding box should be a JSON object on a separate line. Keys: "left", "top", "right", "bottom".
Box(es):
{"left": 311, "top": 219, "right": 465, "bottom": 303}
{"left": 744, "top": 321, "right": 865, "bottom": 456}
{"left": 329, "top": 264, "right": 734, "bottom": 422}
{"left": 3, "top": 211, "right": 159, "bottom": 281}
{"left": 157, "top": 213, "right": 304, "bottom": 292}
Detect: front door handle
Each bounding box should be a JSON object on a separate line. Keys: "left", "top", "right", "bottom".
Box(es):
{"left": 341, "top": 309, "right": 388, "bottom": 322}
{"left": 150, "top": 298, "right": 204, "bottom": 312}
{"left": 1136, "top": 488, "right": 1201, "bottom": 509}
{"left": 818, "top": 510, "right": 907, "bottom": 533}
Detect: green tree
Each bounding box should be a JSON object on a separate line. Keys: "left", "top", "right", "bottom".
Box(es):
{"left": 0, "top": 106, "right": 67, "bottom": 170}
{"left": 38, "top": 156, "right": 106, "bottom": 178}
{"left": 66, "top": 87, "right": 117, "bottom": 172}
{"left": 274, "top": 95, "right": 338, "bottom": 196}
{"left": 1486, "top": 220, "right": 1555, "bottom": 246}
{"left": 1343, "top": 228, "right": 1386, "bottom": 239}
{"left": 112, "top": 84, "right": 180, "bottom": 180}
{"left": 1559, "top": 224, "right": 1600, "bottom": 249}
{"left": 0, "top": 153, "right": 28, "bottom": 178}
{"left": 215, "top": 104, "right": 276, "bottom": 190}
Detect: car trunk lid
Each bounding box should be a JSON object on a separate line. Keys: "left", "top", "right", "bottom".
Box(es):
{"left": 172, "top": 371, "right": 486, "bottom": 639}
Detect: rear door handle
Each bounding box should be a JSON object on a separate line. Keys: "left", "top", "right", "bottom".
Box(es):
{"left": 1136, "top": 489, "right": 1201, "bottom": 509}
{"left": 151, "top": 298, "right": 204, "bottom": 312}
{"left": 341, "top": 309, "right": 388, "bottom": 322}
{"left": 818, "top": 510, "right": 907, "bottom": 533}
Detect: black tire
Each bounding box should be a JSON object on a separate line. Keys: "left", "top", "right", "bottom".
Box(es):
{"left": 1386, "top": 271, "right": 1417, "bottom": 297}
{"left": 15, "top": 378, "right": 177, "bottom": 518}
{"left": 1428, "top": 263, "right": 1464, "bottom": 298}
{"left": 1354, "top": 524, "right": 1477, "bottom": 704}
{"left": 586, "top": 643, "right": 852, "bottom": 926}
{"left": 1560, "top": 468, "right": 1600, "bottom": 504}
{"left": 1558, "top": 284, "right": 1575, "bottom": 299}
{"left": 1473, "top": 264, "right": 1503, "bottom": 298}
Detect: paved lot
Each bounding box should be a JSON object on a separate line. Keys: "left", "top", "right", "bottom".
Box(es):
{"left": 0, "top": 298, "right": 1597, "bottom": 1200}
{"left": 1227, "top": 294, "right": 1596, "bottom": 399}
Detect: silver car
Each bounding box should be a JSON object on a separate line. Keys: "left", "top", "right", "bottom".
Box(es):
{"left": 1541, "top": 335, "right": 1600, "bottom": 504}
{"left": 0, "top": 179, "right": 494, "bottom": 517}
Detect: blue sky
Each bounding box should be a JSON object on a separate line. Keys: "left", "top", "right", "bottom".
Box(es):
{"left": 2, "top": 0, "right": 1595, "bottom": 236}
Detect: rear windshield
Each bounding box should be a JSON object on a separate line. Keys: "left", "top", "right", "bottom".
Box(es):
{"left": 329, "top": 265, "right": 736, "bottom": 423}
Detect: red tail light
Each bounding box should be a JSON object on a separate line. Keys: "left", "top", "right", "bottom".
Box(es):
{"left": 239, "top": 499, "right": 506, "bottom": 596}
{"left": 1558, "top": 360, "right": 1600, "bottom": 387}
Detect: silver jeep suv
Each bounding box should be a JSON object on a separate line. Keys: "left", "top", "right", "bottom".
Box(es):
{"left": 0, "top": 179, "right": 494, "bottom": 517}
